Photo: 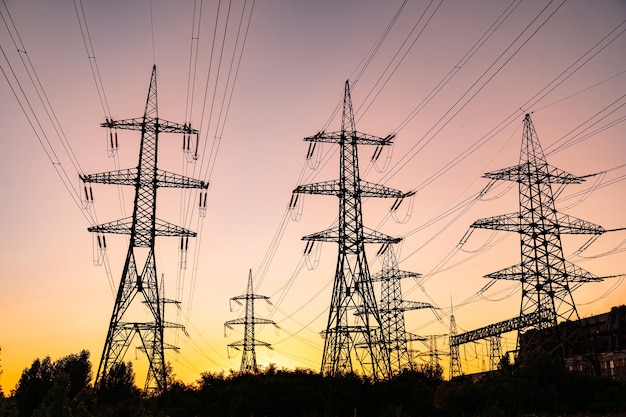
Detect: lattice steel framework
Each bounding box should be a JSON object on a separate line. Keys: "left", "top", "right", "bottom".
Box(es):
{"left": 224, "top": 270, "right": 275, "bottom": 373}
{"left": 292, "top": 81, "right": 411, "bottom": 379}
{"left": 448, "top": 308, "right": 462, "bottom": 379}
{"left": 371, "top": 244, "right": 431, "bottom": 375}
{"left": 470, "top": 113, "right": 606, "bottom": 358}
{"left": 82, "top": 66, "right": 208, "bottom": 393}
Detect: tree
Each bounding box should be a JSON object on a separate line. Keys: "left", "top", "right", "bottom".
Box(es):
{"left": 13, "top": 351, "right": 93, "bottom": 417}
{"left": 97, "top": 361, "right": 139, "bottom": 405}
{"left": 14, "top": 356, "right": 56, "bottom": 417}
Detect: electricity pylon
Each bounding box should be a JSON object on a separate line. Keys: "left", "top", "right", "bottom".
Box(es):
{"left": 371, "top": 244, "right": 432, "bottom": 375}
{"left": 448, "top": 306, "right": 463, "bottom": 379}
{"left": 224, "top": 269, "right": 276, "bottom": 373}
{"left": 292, "top": 81, "right": 412, "bottom": 380}
{"left": 470, "top": 113, "right": 608, "bottom": 362}
{"left": 82, "top": 65, "right": 208, "bottom": 393}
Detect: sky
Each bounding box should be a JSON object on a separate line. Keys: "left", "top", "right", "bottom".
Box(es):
{"left": 1, "top": 0, "right": 625, "bottom": 392}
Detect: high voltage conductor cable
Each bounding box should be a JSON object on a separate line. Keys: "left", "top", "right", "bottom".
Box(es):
{"left": 356, "top": 0, "right": 444, "bottom": 122}
{"left": 349, "top": 0, "right": 408, "bottom": 90}
{"left": 320, "top": 0, "right": 409, "bottom": 132}
{"left": 0, "top": 45, "right": 96, "bottom": 226}
{"left": 73, "top": 0, "right": 127, "bottom": 219}
{"left": 392, "top": 0, "right": 523, "bottom": 133}
{"left": 534, "top": 69, "right": 626, "bottom": 114}
{"left": 73, "top": 0, "right": 112, "bottom": 118}
{"left": 182, "top": 1, "right": 255, "bottom": 322}
{"left": 72, "top": 0, "right": 128, "bottom": 295}
{"left": 213, "top": 0, "right": 255, "bottom": 141}
{"left": 198, "top": 0, "right": 233, "bottom": 182}
{"left": 149, "top": 0, "right": 157, "bottom": 64}
{"left": 373, "top": 3, "right": 622, "bottom": 234}
{"left": 379, "top": 0, "right": 567, "bottom": 187}
{"left": 184, "top": 0, "right": 203, "bottom": 124}
{"left": 546, "top": 95, "right": 625, "bottom": 155}
{"left": 179, "top": 0, "right": 236, "bottom": 312}
{"left": 380, "top": 10, "right": 622, "bottom": 330}
{"left": 1, "top": 1, "right": 86, "bottom": 185}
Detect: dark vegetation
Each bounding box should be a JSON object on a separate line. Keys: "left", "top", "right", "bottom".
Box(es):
{"left": 1, "top": 350, "right": 625, "bottom": 417}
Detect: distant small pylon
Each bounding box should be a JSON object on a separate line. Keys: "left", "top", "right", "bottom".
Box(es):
{"left": 448, "top": 305, "right": 462, "bottom": 379}
{"left": 224, "top": 269, "right": 276, "bottom": 373}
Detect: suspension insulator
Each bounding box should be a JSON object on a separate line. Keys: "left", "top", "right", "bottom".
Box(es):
{"left": 371, "top": 145, "right": 383, "bottom": 162}
{"left": 306, "top": 142, "right": 317, "bottom": 159}
{"left": 304, "top": 240, "right": 314, "bottom": 254}
{"left": 289, "top": 193, "right": 299, "bottom": 209}
{"left": 193, "top": 133, "right": 199, "bottom": 159}
{"left": 390, "top": 198, "right": 402, "bottom": 212}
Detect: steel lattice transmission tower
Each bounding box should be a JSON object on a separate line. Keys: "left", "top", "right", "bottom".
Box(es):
{"left": 82, "top": 66, "right": 208, "bottom": 393}
{"left": 448, "top": 307, "right": 462, "bottom": 379}
{"left": 470, "top": 113, "right": 607, "bottom": 359}
{"left": 224, "top": 269, "right": 276, "bottom": 373}
{"left": 292, "top": 81, "right": 412, "bottom": 379}
{"left": 371, "top": 244, "right": 432, "bottom": 375}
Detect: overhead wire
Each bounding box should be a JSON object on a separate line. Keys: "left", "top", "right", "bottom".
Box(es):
{"left": 355, "top": 0, "right": 444, "bottom": 122}
{"left": 0, "top": 2, "right": 103, "bottom": 232}
{"left": 249, "top": 0, "right": 574, "bottom": 349}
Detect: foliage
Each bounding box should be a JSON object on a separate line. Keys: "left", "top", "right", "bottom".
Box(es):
{"left": 12, "top": 351, "right": 93, "bottom": 417}
{"left": 3, "top": 349, "right": 626, "bottom": 417}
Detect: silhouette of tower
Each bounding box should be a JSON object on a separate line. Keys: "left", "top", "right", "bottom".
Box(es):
{"left": 489, "top": 335, "right": 502, "bottom": 370}
{"left": 225, "top": 269, "right": 276, "bottom": 373}
{"left": 371, "top": 244, "right": 432, "bottom": 375}
{"left": 292, "top": 81, "right": 412, "bottom": 379}
{"left": 448, "top": 306, "right": 463, "bottom": 379}
{"left": 82, "top": 66, "right": 208, "bottom": 392}
{"left": 470, "top": 113, "right": 608, "bottom": 361}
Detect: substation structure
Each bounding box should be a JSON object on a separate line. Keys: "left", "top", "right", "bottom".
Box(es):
{"left": 448, "top": 113, "right": 622, "bottom": 378}
{"left": 82, "top": 65, "right": 208, "bottom": 393}
{"left": 292, "top": 81, "right": 415, "bottom": 380}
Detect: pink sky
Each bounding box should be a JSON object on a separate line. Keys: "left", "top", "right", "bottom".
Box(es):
{"left": 1, "top": 0, "right": 625, "bottom": 391}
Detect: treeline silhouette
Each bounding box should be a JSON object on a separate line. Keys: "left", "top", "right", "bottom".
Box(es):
{"left": 1, "top": 350, "right": 625, "bottom": 417}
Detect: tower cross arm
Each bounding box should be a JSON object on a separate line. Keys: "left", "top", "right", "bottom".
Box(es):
{"left": 371, "top": 269, "right": 422, "bottom": 281}
{"left": 230, "top": 294, "right": 270, "bottom": 301}
{"left": 156, "top": 169, "right": 208, "bottom": 189}
{"left": 304, "top": 130, "right": 395, "bottom": 146}
{"left": 303, "top": 227, "right": 401, "bottom": 244}
{"left": 471, "top": 212, "right": 520, "bottom": 232}
{"left": 88, "top": 217, "right": 197, "bottom": 238}
{"left": 556, "top": 214, "right": 605, "bottom": 234}
{"left": 359, "top": 180, "right": 407, "bottom": 198}
{"left": 225, "top": 318, "right": 275, "bottom": 326}
{"left": 153, "top": 219, "right": 197, "bottom": 237}
{"left": 293, "top": 180, "right": 341, "bottom": 196}
{"left": 400, "top": 301, "right": 433, "bottom": 311}
{"left": 101, "top": 118, "right": 199, "bottom": 135}
{"left": 88, "top": 217, "right": 133, "bottom": 235}
{"left": 81, "top": 169, "right": 138, "bottom": 186}
{"left": 228, "top": 339, "right": 272, "bottom": 348}
{"left": 484, "top": 163, "right": 583, "bottom": 184}
{"left": 484, "top": 260, "right": 607, "bottom": 283}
